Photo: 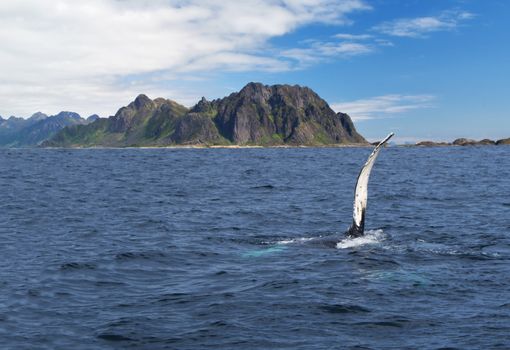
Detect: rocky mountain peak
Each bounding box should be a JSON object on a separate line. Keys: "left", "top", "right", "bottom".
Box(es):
{"left": 240, "top": 81, "right": 265, "bottom": 93}
{"left": 29, "top": 112, "right": 48, "bottom": 121}
{"left": 53, "top": 111, "right": 82, "bottom": 121}
{"left": 190, "top": 96, "right": 213, "bottom": 113}
{"left": 87, "top": 114, "right": 100, "bottom": 122}
{"left": 238, "top": 82, "right": 272, "bottom": 101}
{"left": 132, "top": 94, "right": 153, "bottom": 110}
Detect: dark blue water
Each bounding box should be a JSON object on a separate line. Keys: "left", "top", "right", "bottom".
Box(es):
{"left": 1, "top": 147, "right": 509, "bottom": 349}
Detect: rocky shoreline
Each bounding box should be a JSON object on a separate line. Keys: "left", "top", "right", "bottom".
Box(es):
{"left": 414, "top": 138, "right": 510, "bottom": 147}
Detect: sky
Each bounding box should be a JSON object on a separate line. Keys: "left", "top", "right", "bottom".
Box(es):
{"left": 0, "top": 0, "right": 509, "bottom": 142}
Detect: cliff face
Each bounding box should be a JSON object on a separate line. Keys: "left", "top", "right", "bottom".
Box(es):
{"left": 210, "top": 83, "right": 366, "bottom": 145}
{"left": 44, "top": 82, "right": 367, "bottom": 147}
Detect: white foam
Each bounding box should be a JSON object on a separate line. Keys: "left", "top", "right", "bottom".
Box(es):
{"left": 336, "top": 229, "right": 385, "bottom": 249}
{"left": 276, "top": 237, "right": 315, "bottom": 245}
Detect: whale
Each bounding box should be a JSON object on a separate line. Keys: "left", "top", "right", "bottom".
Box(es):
{"left": 310, "top": 132, "right": 394, "bottom": 248}
{"left": 242, "top": 132, "right": 395, "bottom": 255}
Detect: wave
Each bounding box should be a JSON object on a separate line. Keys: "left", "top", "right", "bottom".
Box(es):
{"left": 276, "top": 237, "right": 315, "bottom": 245}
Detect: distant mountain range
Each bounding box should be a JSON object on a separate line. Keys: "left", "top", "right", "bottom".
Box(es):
{"left": 0, "top": 111, "right": 98, "bottom": 147}
{"left": 43, "top": 83, "right": 367, "bottom": 147}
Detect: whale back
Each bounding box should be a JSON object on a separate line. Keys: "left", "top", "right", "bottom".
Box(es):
{"left": 347, "top": 133, "right": 394, "bottom": 237}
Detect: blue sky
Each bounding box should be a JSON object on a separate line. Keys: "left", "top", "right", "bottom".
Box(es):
{"left": 0, "top": 0, "right": 508, "bottom": 142}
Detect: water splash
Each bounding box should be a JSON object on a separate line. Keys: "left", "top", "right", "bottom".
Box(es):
{"left": 336, "top": 229, "right": 385, "bottom": 249}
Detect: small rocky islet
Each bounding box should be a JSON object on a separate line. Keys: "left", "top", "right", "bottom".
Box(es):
{"left": 415, "top": 138, "right": 510, "bottom": 147}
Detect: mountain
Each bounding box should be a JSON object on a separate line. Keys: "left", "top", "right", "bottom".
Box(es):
{"left": 45, "top": 95, "right": 190, "bottom": 147}
{"left": 14, "top": 111, "right": 87, "bottom": 146}
{"left": 44, "top": 83, "right": 367, "bottom": 147}
{"left": 0, "top": 113, "right": 47, "bottom": 146}
{"left": 87, "top": 114, "right": 101, "bottom": 122}
{"left": 0, "top": 111, "right": 87, "bottom": 147}
{"left": 211, "top": 82, "right": 365, "bottom": 145}
{"left": 2, "top": 115, "right": 35, "bottom": 131}
{"left": 29, "top": 112, "right": 48, "bottom": 122}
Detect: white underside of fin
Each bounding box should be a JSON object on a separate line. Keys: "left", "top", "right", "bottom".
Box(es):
{"left": 351, "top": 133, "right": 394, "bottom": 232}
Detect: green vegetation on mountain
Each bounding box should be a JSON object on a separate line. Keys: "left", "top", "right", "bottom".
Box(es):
{"left": 44, "top": 82, "right": 368, "bottom": 147}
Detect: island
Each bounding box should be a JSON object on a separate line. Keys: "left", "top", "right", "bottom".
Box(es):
{"left": 3, "top": 82, "right": 508, "bottom": 149}
{"left": 414, "top": 138, "right": 510, "bottom": 147}
{"left": 41, "top": 83, "right": 367, "bottom": 148}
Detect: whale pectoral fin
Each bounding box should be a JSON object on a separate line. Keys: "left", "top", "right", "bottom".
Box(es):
{"left": 347, "top": 132, "right": 394, "bottom": 238}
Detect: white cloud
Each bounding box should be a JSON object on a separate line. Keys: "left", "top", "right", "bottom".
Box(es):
{"left": 331, "top": 94, "right": 435, "bottom": 121}
{"left": 334, "top": 33, "right": 373, "bottom": 40}
{"left": 281, "top": 41, "right": 373, "bottom": 66}
{"left": 375, "top": 38, "right": 394, "bottom": 47}
{"left": 0, "top": 0, "right": 370, "bottom": 117}
{"left": 374, "top": 10, "right": 474, "bottom": 38}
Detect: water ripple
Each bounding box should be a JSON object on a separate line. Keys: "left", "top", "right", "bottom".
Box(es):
{"left": 1, "top": 147, "right": 509, "bottom": 349}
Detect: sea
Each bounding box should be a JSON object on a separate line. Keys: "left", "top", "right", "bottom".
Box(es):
{"left": 0, "top": 146, "right": 509, "bottom": 349}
